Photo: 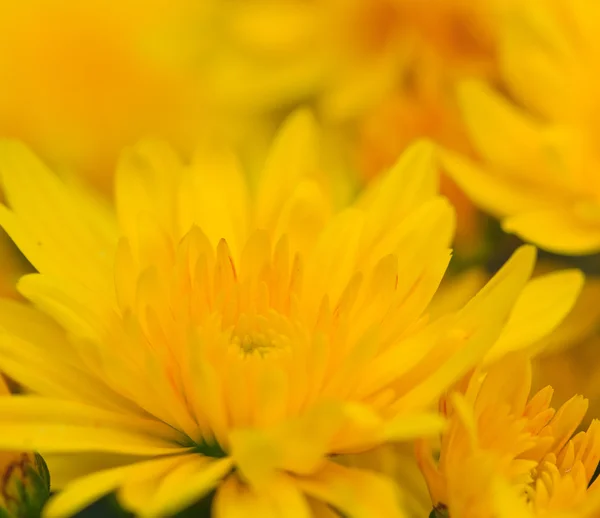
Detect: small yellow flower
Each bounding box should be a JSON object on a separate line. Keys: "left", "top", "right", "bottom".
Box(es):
{"left": 442, "top": 0, "right": 600, "bottom": 255}
{"left": 418, "top": 355, "right": 600, "bottom": 517}
{"left": 0, "top": 113, "right": 583, "bottom": 517}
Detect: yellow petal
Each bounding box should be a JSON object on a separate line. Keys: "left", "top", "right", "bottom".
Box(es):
{"left": 214, "top": 473, "right": 312, "bottom": 518}
{"left": 295, "top": 461, "right": 405, "bottom": 518}
{"left": 488, "top": 269, "right": 584, "bottom": 362}
{"left": 255, "top": 110, "right": 319, "bottom": 231}
{"left": 0, "top": 396, "right": 184, "bottom": 454}
{"left": 43, "top": 455, "right": 188, "bottom": 518}
{"left": 0, "top": 140, "right": 117, "bottom": 294}
{"left": 115, "top": 139, "right": 183, "bottom": 240}
{"left": 304, "top": 208, "right": 364, "bottom": 312}
{"left": 457, "top": 80, "right": 545, "bottom": 175}
{"left": 44, "top": 453, "right": 141, "bottom": 490}
{"left": 499, "top": 6, "right": 571, "bottom": 120}
{"left": 396, "top": 246, "right": 536, "bottom": 411}
{"left": 383, "top": 413, "right": 447, "bottom": 443}
{"left": 357, "top": 140, "right": 439, "bottom": 251}
{"left": 127, "top": 456, "right": 233, "bottom": 517}
{"left": 440, "top": 150, "right": 552, "bottom": 219}
{"left": 18, "top": 274, "right": 112, "bottom": 343}
{"left": 503, "top": 210, "right": 600, "bottom": 255}
{"left": 179, "top": 145, "right": 250, "bottom": 257}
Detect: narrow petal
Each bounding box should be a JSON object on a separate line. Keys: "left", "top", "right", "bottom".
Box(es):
{"left": 115, "top": 140, "right": 183, "bottom": 239}
{"left": 488, "top": 269, "right": 584, "bottom": 362}
{"left": 179, "top": 146, "right": 250, "bottom": 257}
{"left": 396, "top": 246, "right": 536, "bottom": 411}
{"left": 503, "top": 210, "right": 600, "bottom": 255}
{"left": 126, "top": 456, "right": 233, "bottom": 517}
{"left": 255, "top": 110, "right": 319, "bottom": 230}
{"left": 0, "top": 140, "right": 117, "bottom": 293}
{"left": 214, "top": 473, "right": 312, "bottom": 518}
{"left": 295, "top": 461, "right": 404, "bottom": 518}
{"left": 0, "top": 397, "right": 184, "bottom": 454}
{"left": 440, "top": 150, "right": 553, "bottom": 218}
{"left": 43, "top": 455, "right": 188, "bottom": 517}
{"left": 457, "top": 80, "right": 545, "bottom": 174}
{"left": 357, "top": 140, "right": 439, "bottom": 250}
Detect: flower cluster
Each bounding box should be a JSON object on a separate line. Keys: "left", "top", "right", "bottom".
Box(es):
{"left": 0, "top": 1, "right": 598, "bottom": 517}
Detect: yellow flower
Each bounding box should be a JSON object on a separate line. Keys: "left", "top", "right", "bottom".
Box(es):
{"left": 418, "top": 355, "right": 600, "bottom": 517}
{"left": 222, "top": 0, "right": 512, "bottom": 259}
{"left": 442, "top": 0, "right": 600, "bottom": 255}
{"left": 0, "top": 0, "right": 212, "bottom": 194}
{"left": 0, "top": 113, "right": 583, "bottom": 517}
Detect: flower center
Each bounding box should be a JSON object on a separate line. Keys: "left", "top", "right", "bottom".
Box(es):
{"left": 233, "top": 333, "right": 278, "bottom": 357}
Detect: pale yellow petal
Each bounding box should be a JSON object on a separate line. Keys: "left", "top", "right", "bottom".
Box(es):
{"left": 18, "top": 274, "right": 112, "bottom": 343}
{"left": 357, "top": 140, "right": 439, "bottom": 251}
{"left": 0, "top": 140, "right": 117, "bottom": 294}
{"left": 214, "top": 473, "right": 312, "bottom": 518}
{"left": 396, "top": 246, "right": 536, "bottom": 411}
{"left": 115, "top": 139, "right": 184, "bottom": 240}
{"left": 255, "top": 110, "right": 319, "bottom": 231}
{"left": 295, "top": 461, "right": 405, "bottom": 518}
{"left": 178, "top": 146, "right": 250, "bottom": 257}
{"left": 457, "top": 81, "right": 546, "bottom": 176}
{"left": 44, "top": 456, "right": 188, "bottom": 518}
{"left": 488, "top": 269, "right": 584, "bottom": 362}
{"left": 500, "top": 7, "right": 571, "bottom": 120}
{"left": 503, "top": 209, "right": 600, "bottom": 255}
{"left": 0, "top": 396, "right": 184, "bottom": 455}
{"left": 128, "top": 456, "right": 233, "bottom": 517}
{"left": 440, "top": 150, "right": 552, "bottom": 219}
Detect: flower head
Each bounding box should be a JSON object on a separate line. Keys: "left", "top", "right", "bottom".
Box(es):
{"left": 442, "top": 0, "right": 600, "bottom": 255}
{"left": 0, "top": 112, "right": 583, "bottom": 517}
{"left": 418, "top": 355, "right": 600, "bottom": 517}
{"left": 0, "top": 0, "right": 209, "bottom": 192}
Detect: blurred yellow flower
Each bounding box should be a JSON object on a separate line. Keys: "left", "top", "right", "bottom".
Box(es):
{"left": 418, "top": 355, "right": 600, "bottom": 517}
{"left": 0, "top": 114, "right": 583, "bottom": 516}
{"left": 443, "top": 0, "right": 600, "bottom": 255}
{"left": 0, "top": 0, "right": 212, "bottom": 194}
{"left": 222, "top": 0, "right": 515, "bottom": 259}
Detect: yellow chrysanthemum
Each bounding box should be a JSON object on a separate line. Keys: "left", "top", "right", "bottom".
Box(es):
{"left": 0, "top": 113, "right": 583, "bottom": 517}
{"left": 442, "top": 0, "right": 600, "bottom": 255}
{"left": 418, "top": 355, "right": 600, "bottom": 518}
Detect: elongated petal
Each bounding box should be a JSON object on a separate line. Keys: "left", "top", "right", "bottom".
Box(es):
{"left": 126, "top": 456, "right": 233, "bottom": 517}
{"left": 295, "top": 461, "right": 404, "bottom": 518}
{"left": 457, "top": 81, "right": 545, "bottom": 174}
{"left": 0, "top": 397, "right": 184, "bottom": 454}
{"left": 440, "top": 150, "right": 552, "bottom": 218}
{"left": 256, "top": 110, "right": 319, "bottom": 230}
{"left": 179, "top": 146, "right": 250, "bottom": 257}
{"left": 503, "top": 210, "right": 600, "bottom": 255}
{"left": 396, "top": 246, "right": 536, "bottom": 411}
{"left": 0, "top": 140, "right": 117, "bottom": 293}
{"left": 214, "top": 473, "right": 312, "bottom": 518}
{"left": 488, "top": 269, "right": 584, "bottom": 362}
{"left": 115, "top": 140, "right": 183, "bottom": 239}
{"left": 43, "top": 456, "right": 188, "bottom": 517}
